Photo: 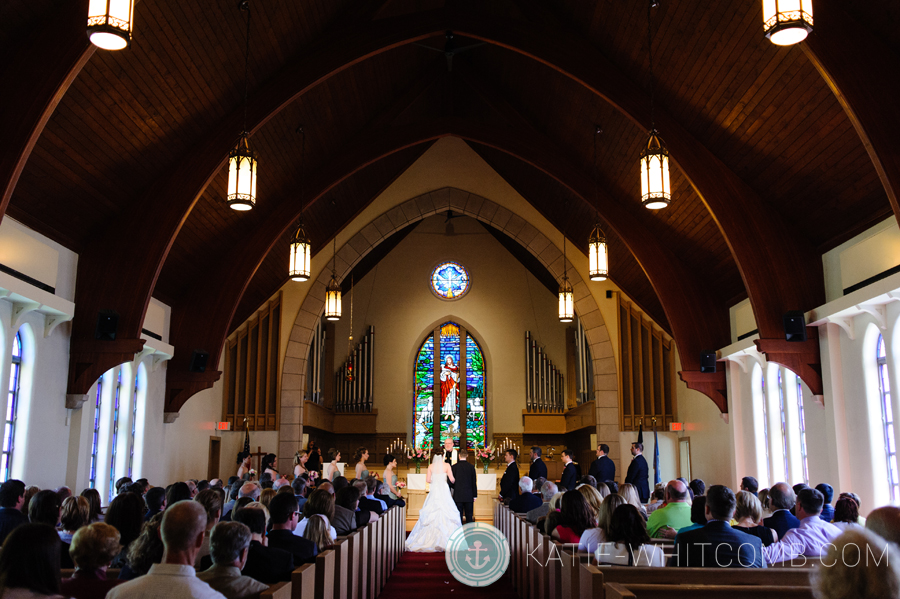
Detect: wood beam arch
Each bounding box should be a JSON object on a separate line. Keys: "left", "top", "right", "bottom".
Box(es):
{"left": 163, "top": 116, "right": 730, "bottom": 413}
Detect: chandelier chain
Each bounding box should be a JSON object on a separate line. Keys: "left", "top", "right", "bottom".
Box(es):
{"left": 647, "top": 0, "right": 656, "bottom": 130}
{"left": 593, "top": 127, "right": 601, "bottom": 218}
{"left": 241, "top": 0, "right": 251, "bottom": 133}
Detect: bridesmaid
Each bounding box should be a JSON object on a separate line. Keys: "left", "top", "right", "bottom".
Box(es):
{"left": 236, "top": 451, "right": 252, "bottom": 479}
{"left": 383, "top": 454, "right": 400, "bottom": 499}
{"left": 294, "top": 450, "right": 309, "bottom": 478}
{"left": 323, "top": 448, "right": 341, "bottom": 481}
{"left": 261, "top": 453, "right": 279, "bottom": 479}
{"left": 354, "top": 447, "right": 370, "bottom": 480}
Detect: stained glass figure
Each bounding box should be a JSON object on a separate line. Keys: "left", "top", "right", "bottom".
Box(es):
{"left": 430, "top": 262, "right": 470, "bottom": 300}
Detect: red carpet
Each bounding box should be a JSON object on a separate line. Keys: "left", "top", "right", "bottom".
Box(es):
{"left": 380, "top": 550, "right": 520, "bottom": 599}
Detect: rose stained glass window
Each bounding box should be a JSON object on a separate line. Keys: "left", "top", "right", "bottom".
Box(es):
{"left": 430, "top": 262, "right": 470, "bottom": 300}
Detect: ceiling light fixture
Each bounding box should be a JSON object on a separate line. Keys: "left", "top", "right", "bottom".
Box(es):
{"left": 325, "top": 237, "right": 342, "bottom": 321}
{"left": 589, "top": 126, "right": 609, "bottom": 281}
{"left": 87, "top": 0, "right": 135, "bottom": 50}
{"left": 763, "top": 0, "right": 813, "bottom": 46}
{"left": 289, "top": 127, "right": 311, "bottom": 282}
{"left": 640, "top": 0, "right": 671, "bottom": 210}
{"left": 559, "top": 233, "right": 574, "bottom": 323}
{"left": 226, "top": 0, "right": 258, "bottom": 211}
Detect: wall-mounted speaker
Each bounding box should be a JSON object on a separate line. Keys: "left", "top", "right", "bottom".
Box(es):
{"left": 784, "top": 311, "right": 807, "bottom": 342}
{"left": 95, "top": 310, "right": 119, "bottom": 341}
{"left": 190, "top": 350, "right": 209, "bottom": 373}
{"left": 700, "top": 351, "right": 717, "bottom": 373}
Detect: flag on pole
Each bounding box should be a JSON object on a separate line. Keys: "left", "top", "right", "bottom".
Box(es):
{"left": 243, "top": 418, "right": 250, "bottom": 455}
{"left": 637, "top": 420, "right": 644, "bottom": 445}
{"left": 653, "top": 420, "right": 662, "bottom": 486}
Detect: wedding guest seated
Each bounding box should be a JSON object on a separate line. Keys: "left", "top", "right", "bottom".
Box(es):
{"left": 303, "top": 513, "right": 335, "bottom": 553}
{"left": 763, "top": 488, "right": 841, "bottom": 564}
{"left": 59, "top": 497, "right": 91, "bottom": 567}
{"left": 272, "top": 478, "right": 290, "bottom": 492}
{"left": 579, "top": 494, "right": 625, "bottom": 554}
{"left": 595, "top": 482, "right": 610, "bottom": 499}
{"left": 295, "top": 489, "right": 337, "bottom": 540}
{"left": 374, "top": 482, "right": 405, "bottom": 509}
{"left": 266, "top": 493, "right": 317, "bottom": 566}
{"left": 542, "top": 492, "right": 565, "bottom": 537}
{"left": 620, "top": 484, "right": 649, "bottom": 521}
{"left": 740, "top": 476, "right": 759, "bottom": 497}
{"left": 0, "top": 523, "right": 67, "bottom": 599}
{"left": 22, "top": 486, "right": 40, "bottom": 517}
{"left": 812, "top": 528, "right": 900, "bottom": 599}
{"left": 119, "top": 513, "right": 163, "bottom": 580}
{"left": 763, "top": 482, "right": 800, "bottom": 539}
{"left": 758, "top": 488, "right": 772, "bottom": 519}
{"left": 646, "top": 485, "right": 665, "bottom": 514}
{"left": 509, "top": 477, "right": 542, "bottom": 513}
{"left": 194, "top": 490, "right": 223, "bottom": 568}
{"left": 732, "top": 491, "right": 776, "bottom": 546}
{"left": 259, "top": 489, "right": 276, "bottom": 511}
{"left": 839, "top": 492, "right": 865, "bottom": 525}
{"left": 81, "top": 489, "right": 103, "bottom": 524}
{"left": 867, "top": 506, "right": 900, "bottom": 546}
{"left": 167, "top": 482, "right": 193, "bottom": 506}
{"left": 56, "top": 487, "right": 73, "bottom": 502}
{"left": 27, "top": 490, "right": 60, "bottom": 527}
{"left": 291, "top": 477, "right": 308, "bottom": 511}
{"left": 527, "top": 481, "right": 557, "bottom": 525}
{"left": 577, "top": 476, "right": 597, "bottom": 489}
{"left": 0, "top": 480, "right": 28, "bottom": 546}
{"left": 551, "top": 490, "right": 595, "bottom": 544}
{"left": 596, "top": 505, "right": 666, "bottom": 567}
{"left": 107, "top": 501, "right": 224, "bottom": 599}
{"left": 230, "top": 507, "right": 293, "bottom": 584}
{"left": 354, "top": 480, "right": 384, "bottom": 515}
{"left": 197, "top": 523, "right": 269, "bottom": 599}
{"left": 816, "top": 483, "right": 835, "bottom": 522}
{"left": 671, "top": 485, "right": 763, "bottom": 568}
{"left": 578, "top": 484, "right": 605, "bottom": 526}
{"left": 832, "top": 497, "right": 864, "bottom": 532}
{"left": 104, "top": 493, "right": 144, "bottom": 568}
{"left": 364, "top": 477, "right": 388, "bottom": 511}
{"left": 689, "top": 479, "right": 706, "bottom": 498}
{"left": 61, "top": 523, "right": 125, "bottom": 599}
{"left": 646, "top": 480, "right": 692, "bottom": 538}
{"left": 333, "top": 487, "right": 365, "bottom": 534}
{"left": 603, "top": 481, "right": 618, "bottom": 495}
{"left": 672, "top": 496, "right": 706, "bottom": 538}
{"left": 532, "top": 477, "right": 547, "bottom": 495}
{"left": 677, "top": 477, "right": 694, "bottom": 500}
{"left": 332, "top": 477, "right": 350, "bottom": 493}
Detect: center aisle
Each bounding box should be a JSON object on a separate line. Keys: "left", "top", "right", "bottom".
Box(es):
{"left": 380, "top": 550, "right": 521, "bottom": 599}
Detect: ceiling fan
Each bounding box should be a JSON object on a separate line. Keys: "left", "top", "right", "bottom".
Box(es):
{"left": 414, "top": 30, "right": 486, "bottom": 72}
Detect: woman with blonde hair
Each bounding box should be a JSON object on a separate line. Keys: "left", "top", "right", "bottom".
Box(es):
{"left": 578, "top": 484, "right": 605, "bottom": 523}
{"left": 354, "top": 447, "right": 370, "bottom": 480}
{"left": 542, "top": 492, "right": 565, "bottom": 536}
{"left": 812, "top": 528, "right": 900, "bottom": 599}
{"left": 259, "top": 488, "right": 276, "bottom": 511}
{"left": 304, "top": 514, "right": 334, "bottom": 553}
{"left": 732, "top": 490, "right": 777, "bottom": 546}
{"left": 59, "top": 497, "right": 91, "bottom": 545}
{"left": 60, "top": 522, "right": 124, "bottom": 599}
{"left": 596, "top": 482, "right": 610, "bottom": 499}
{"left": 293, "top": 450, "right": 309, "bottom": 478}
{"left": 619, "top": 483, "right": 649, "bottom": 521}
{"left": 579, "top": 493, "right": 626, "bottom": 553}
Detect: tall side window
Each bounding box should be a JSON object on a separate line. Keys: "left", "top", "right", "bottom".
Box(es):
{"left": 89, "top": 379, "right": 103, "bottom": 488}
{"left": 759, "top": 368, "right": 772, "bottom": 486}
{"left": 1, "top": 333, "right": 21, "bottom": 482}
{"left": 877, "top": 334, "right": 900, "bottom": 502}
{"left": 777, "top": 370, "right": 789, "bottom": 483}
{"left": 128, "top": 364, "right": 146, "bottom": 478}
{"left": 796, "top": 377, "right": 810, "bottom": 484}
{"left": 108, "top": 369, "right": 123, "bottom": 502}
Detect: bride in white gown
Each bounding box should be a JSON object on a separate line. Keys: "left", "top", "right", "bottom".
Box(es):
{"left": 405, "top": 453, "right": 462, "bottom": 552}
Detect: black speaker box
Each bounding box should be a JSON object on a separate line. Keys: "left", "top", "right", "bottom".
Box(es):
{"left": 700, "top": 351, "right": 717, "bottom": 373}
{"left": 95, "top": 310, "right": 119, "bottom": 341}
{"left": 190, "top": 350, "right": 209, "bottom": 373}
{"left": 784, "top": 311, "right": 808, "bottom": 342}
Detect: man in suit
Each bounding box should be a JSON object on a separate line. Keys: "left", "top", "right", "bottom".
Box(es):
{"left": 231, "top": 506, "right": 294, "bottom": 583}
{"left": 353, "top": 480, "right": 385, "bottom": 515}
{"left": 528, "top": 447, "right": 547, "bottom": 481}
{"left": 509, "top": 477, "right": 543, "bottom": 513}
{"left": 451, "top": 448, "right": 478, "bottom": 523}
{"left": 0, "top": 480, "right": 27, "bottom": 546}
{"left": 499, "top": 449, "right": 520, "bottom": 503}
{"left": 671, "top": 485, "right": 764, "bottom": 568}
{"left": 816, "top": 483, "right": 834, "bottom": 522}
{"left": 266, "top": 493, "right": 317, "bottom": 566}
{"left": 197, "top": 522, "right": 270, "bottom": 598}
{"left": 526, "top": 481, "right": 558, "bottom": 524}
{"left": 624, "top": 442, "right": 650, "bottom": 502}
{"left": 374, "top": 481, "right": 405, "bottom": 509}
{"left": 763, "top": 482, "right": 801, "bottom": 540}
{"left": 442, "top": 438, "right": 459, "bottom": 465}
{"left": 559, "top": 449, "right": 578, "bottom": 491}
{"left": 588, "top": 444, "right": 615, "bottom": 484}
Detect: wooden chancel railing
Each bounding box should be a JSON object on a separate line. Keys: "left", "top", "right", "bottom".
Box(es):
{"left": 335, "top": 325, "right": 374, "bottom": 413}
{"left": 525, "top": 332, "right": 564, "bottom": 413}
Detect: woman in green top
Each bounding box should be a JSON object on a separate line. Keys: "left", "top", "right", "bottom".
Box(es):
{"left": 354, "top": 447, "right": 370, "bottom": 480}
{"left": 383, "top": 454, "right": 400, "bottom": 499}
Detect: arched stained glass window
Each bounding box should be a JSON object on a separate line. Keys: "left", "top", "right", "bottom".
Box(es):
{"left": 430, "top": 262, "right": 470, "bottom": 300}
{"left": 759, "top": 369, "right": 772, "bottom": 485}
{"left": 1, "top": 333, "right": 22, "bottom": 482}
{"left": 89, "top": 379, "right": 103, "bottom": 489}
{"left": 128, "top": 367, "right": 140, "bottom": 477}
{"left": 777, "top": 370, "right": 789, "bottom": 483}
{"left": 109, "top": 369, "right": 123, "bottom": 502}
{"left": 877, "top": 334, "right": 899, "bottom": 502}
{"left": 413, "top": 322, "right": 486, "bottom": 450}
{"left": 796, "top": 376, "right": 809, "bottom": 484}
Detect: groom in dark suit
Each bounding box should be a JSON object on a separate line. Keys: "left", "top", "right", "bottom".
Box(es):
{"left": 451, "top": 448, "right": 477, "bottom": 523}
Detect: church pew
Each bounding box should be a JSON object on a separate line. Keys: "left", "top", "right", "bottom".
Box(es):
{"left": 357, "top": 524, "right": 370, "bottom": 599}
{"left": 342, "top": 530, "right": 361, "bottom": 599}
{"left": 261, "top": 581, "right": 291, "bottom": 599}
{"left": 315, "top": 549, "right": 336, "bottom": 599}
{"left": 366, "top": 511, "right": 382, "bottom": 598}
{"left": 603, "top": 582, "right": 814, "bottom": 599}
{"left": 331, "top": 538, "right": 349, "bottom": 599}
{"left": 290, "top": 563, "right": 317, "bottom": 599}
{"left": 578, "top": 564, "right": 814, "bottom": 598}
{"left": 528, "top": 519, "right": 545, "bottom": 599}
{"left": 547, "top": 540, "right": 564, "bottom": 599}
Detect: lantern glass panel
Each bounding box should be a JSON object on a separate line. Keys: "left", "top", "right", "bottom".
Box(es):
{"left": 289, "top": 241, "right": 310, "bottom": 281}
{"left": 87, "top": 0, "right": 134, "bottom": 50}
{"left": 227, "top": 152, "right": 257, "bottom": 211}
{"left": 325, "top": 284, "right": 342, "bottom": 321}
{"left": 763, "top": 0, "right": 813, "bottom": 46}
{"left": 589, "top": 240, "right": 608, "bottom": 281}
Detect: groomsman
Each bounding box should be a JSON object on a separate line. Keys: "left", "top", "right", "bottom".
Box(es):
{"left": 625, "top": 443, "right": 650, "bottom": 502}
{"left": 528, "top": 447, "right": 548, "bottom": 481}
{"left": 499, "top": 449, "right": 520, "bottom": 503}
{"left": 588, "top": 444, "right": 616, "bottom": 484}
{"left": 559, "top": 449, "right": 578, "bottom": 491}
{"left": 451, "top": 449, "right": 477, "bottom": 523}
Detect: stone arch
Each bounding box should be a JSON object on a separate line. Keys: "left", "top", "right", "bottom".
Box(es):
{"left": 278, "top": 188, "right": 617, "bottom": 462}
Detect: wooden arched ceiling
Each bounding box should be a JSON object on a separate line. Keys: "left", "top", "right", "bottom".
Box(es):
{"left": 1, "top": 0, "right": 896, "bottom": 411}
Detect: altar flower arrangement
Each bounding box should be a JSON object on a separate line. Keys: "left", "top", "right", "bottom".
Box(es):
{"left": 475, "top": 444, "right": 496, "bottom": 473}
{"left": 407, "top": 443, "right": 431, "bottom": 474}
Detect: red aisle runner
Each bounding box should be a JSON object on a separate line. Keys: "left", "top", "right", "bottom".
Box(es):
{"left": 380, "top": 550, "right": 520, "bottom": 599}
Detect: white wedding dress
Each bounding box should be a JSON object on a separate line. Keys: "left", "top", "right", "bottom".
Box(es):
{"left": 405, "top": 455, "right": 462, "bottom": 552}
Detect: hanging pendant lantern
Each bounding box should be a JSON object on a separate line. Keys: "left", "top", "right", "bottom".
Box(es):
{"left": 558, "top": 276, "right": 574, "bottom": 323}
{"left": 640, "top": 130, "right": 671, "bottom": 210}
{"left": 289, "top": 220, "right": 311, "bottom": 281}
{"left": 763, "top": 0, "right": 813, "bottom": 46}
{"left": 227, "top": 133, "right": 258, "bottom": 211}
{"left": 87, "top": 0, "right": 135, "bottom": 50}
{"left": 588, "top": 224, "right": 609, "bottom": 281}
{"left": 325, "top": 275, "right": 342, "bottom": 321}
